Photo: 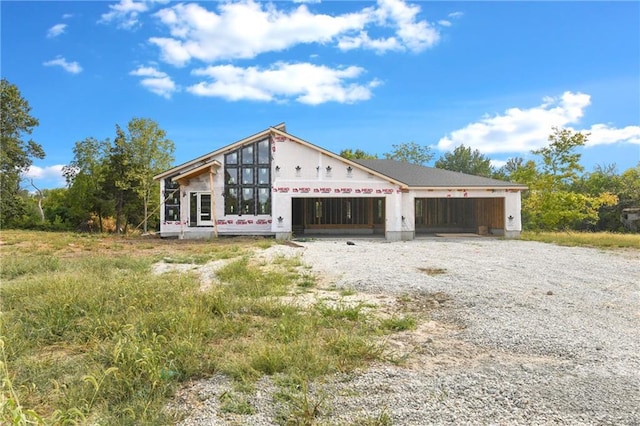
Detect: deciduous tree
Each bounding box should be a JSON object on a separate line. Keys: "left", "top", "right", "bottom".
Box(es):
{"left": 384, "top": 142, "right": 433, "bottom": 166}
{"left": 434, "top": 144, "right": 493, "bottom": 177}
{"left": 524, "top": 128, "right": 616, "bottom": 230}
{"left": 339, "top": 149, "right": 378, "bottom": 160}
{"left": 0, "top": 78, "right": 44, "bottom": 227}
{"left": 126, "top": 118, "right": 174, "bottom": 233}
{"left": 63, "top": 137, "right": 112, "bottom": 231}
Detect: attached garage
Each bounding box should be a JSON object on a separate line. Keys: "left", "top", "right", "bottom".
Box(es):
{"left": 291, "top": 197, "right": 385, "bottom": 236}
{"left": 415, "top": 197, "right": 504, "bottom": 234}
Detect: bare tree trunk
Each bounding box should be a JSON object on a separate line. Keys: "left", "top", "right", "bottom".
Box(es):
{"left": 143, "top": 198, "right": 149, "bottom": 234}
{"left": 30, "top": 179, "right": 45, "bottom": 222}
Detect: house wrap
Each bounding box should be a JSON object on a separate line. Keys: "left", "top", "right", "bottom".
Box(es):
{"left": 153, "top": 124, "right": 527, "bottom": 240}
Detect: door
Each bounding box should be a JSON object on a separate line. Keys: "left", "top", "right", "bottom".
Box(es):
{"left": 189, "top": 193, "right": 213, "bottom": 226}
{"left": 198, "top": 194, "right": 211, "bottom": 225}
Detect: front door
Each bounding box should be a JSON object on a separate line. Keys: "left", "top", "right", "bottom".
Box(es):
{"left": 198, "top": 194, "right": 212, "bottom": 225}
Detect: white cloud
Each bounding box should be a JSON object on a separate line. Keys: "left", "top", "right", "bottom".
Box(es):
{"left": 129, "top": 66, "right": 177, "bottom": 98}
{"left": 23, "top": 165, "right": 66, "bottom": 188}
{"left": 364, "top": 0, "right": 439, "bottom": 52}
{"left": 438, "top": 20, "right": 452, "bottom": 27}
{"left": 188, "top": 62, "right": 380, "bottom": 105}
{"left": 47, "top": 23, "right": 67, "bottom": 38}
{"left": 490, "top": 159, "right": 507, "bottom": 169}
{"left": 43, "top": 56, "right": 83, "bottom": 74}
{"left": 437, "top": 91, "right": 640, "bottom": 154}
{"left": 100, "top": 0, "right": 149, "bottom": 29}
{"left": 448, "top": 11, "right": 464, "bottom": 19}
{"left": 150, "top": 0, "right": 439, "bottom": 66}
{"left": 586, "top": 123, "right": 640, "bottom": 146}
{"left": 62, "top": 13, "right": 74, "bottom": 19}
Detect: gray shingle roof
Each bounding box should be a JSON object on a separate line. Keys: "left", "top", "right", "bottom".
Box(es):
{"left": 353, "top": 159, "right": 527, "bottom": 188}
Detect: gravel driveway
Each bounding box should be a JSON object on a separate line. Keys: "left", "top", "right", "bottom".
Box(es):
{"left": 174, "top": 237, "right": 640, "bottom": 425}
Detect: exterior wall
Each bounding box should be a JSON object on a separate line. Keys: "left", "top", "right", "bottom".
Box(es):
{"left": 158, "top": 131, "right": 523, "bottom": 240}
{"left": 159, "top": 134, "right": 405, "bottom": 239}
{"left": 270, "top": 135, "right": 403, "bottom": 238}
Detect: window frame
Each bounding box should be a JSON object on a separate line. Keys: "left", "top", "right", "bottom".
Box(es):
{"left": 224, "top": 138, "right": 271, "bottom": 216}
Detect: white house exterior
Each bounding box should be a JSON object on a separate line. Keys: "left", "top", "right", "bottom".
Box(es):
{"left": 153, "top": 124, "right": 527, "bottom": 241}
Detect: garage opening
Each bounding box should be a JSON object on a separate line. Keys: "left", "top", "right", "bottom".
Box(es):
{"left": 292, "top": 197, "right": 385, "bottom": 236}
{"left": 415, "top": 198, "right": 505, "bottom": 235}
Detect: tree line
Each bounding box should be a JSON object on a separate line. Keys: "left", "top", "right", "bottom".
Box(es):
{"left": 341, "top": 129, "right": 639, "bottom": 232}
{"left": 1, "top": 78, "right": 638, "bottom": 233}
{"left": 1, "top": 78, "right": 174, "bottom": 233}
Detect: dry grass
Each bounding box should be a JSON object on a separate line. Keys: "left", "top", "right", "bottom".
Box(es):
{"left": 417, "top": 267, "right": 447, "bottom": 276}
{"left": 0, "top": 231, "right": 412, "bottom": 424}
{"left": 520, "top": 231, "right": 640, "bottom": 249}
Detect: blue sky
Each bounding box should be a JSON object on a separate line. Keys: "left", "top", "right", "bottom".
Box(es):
{"left": 2, "top": 0, "right": 639, "bottom": 190}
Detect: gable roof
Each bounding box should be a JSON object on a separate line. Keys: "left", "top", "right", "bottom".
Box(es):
{"left": 153, "top": 123, "right": 286, "bottom": 181}
{"left": 154, "top": 123, "right": 407, "bottom": 188}
{"left": 353, "top": 159, "right": 527, "bottom": 190}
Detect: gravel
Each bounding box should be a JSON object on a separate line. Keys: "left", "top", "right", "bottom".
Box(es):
{"left": 171, "top": 237, "right": 640, "bottom": 425}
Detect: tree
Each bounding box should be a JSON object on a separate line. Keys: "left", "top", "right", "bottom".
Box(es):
{"left": 0, "top": 78, "right": 44, "bottom": 227}
{"left": 524, "top": 128, "right": 616, "bottom": 231}
{"left": 339, "top": 149, "right": 378, "bottom": 160}
{"left": 63, "top": 137, "right": 113, "bottom": 231}
{"left": 573, "top": 164, "right": 623, "bottom": 231}
{"left": 126, "top": 118, "right": 174, "bottom": 233}
{"left": 619, "top": 164, "right": 640, "bottom": 209}
{"left": 384, "top": 142, "right": 433, "bottom": 165}
{"left": 434, "top": 144, "right": 493, "bottom": 177}
{"left": 532, "top": 127, "right": 585, "bottom": 190}
{"left": 106, "top": 125, "right": 135, "bottom": 233}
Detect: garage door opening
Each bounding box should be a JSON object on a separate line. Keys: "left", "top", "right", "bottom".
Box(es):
{"left": 415, "top": 198, "right": 505, "bottom": 235}
{"left": 292, "top": 197, "right": 385, "bottom": 236}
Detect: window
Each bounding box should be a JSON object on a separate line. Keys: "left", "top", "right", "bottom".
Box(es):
{"left": 164, "top": 178, "right": 180, "bottom": 221}
{"left": 225, "top": 138, "right": 271, "bottom": 215}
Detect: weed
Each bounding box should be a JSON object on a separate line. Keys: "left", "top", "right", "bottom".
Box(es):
{"left": 219, "top": 391, "right": 255, "bottom": 415}
{"left": 297, "top": 275, "right": 316, "bottom": 289}
{"left": 350, "top": 407, "right": 392, "bottom": 425}
{"left": 339, "top": 287, "right": 357, "bottom": 297}
{"left": 162, "top": 254, "right": 212, "bottom": 264}
{"left": 0, "top": 255, "right": 60, "bottom": 280}
{"left": 315, "top": 301, "right": 367, "bottom": 322}
{"left": 1, "top": 339, "right": 46, "bottom": 424}
{"left": 379, "top": 315, "right": 417, "bottom": 332}
{"left": 277, "top": 379, "right": 326, "bottom": 426}
{"left": 417, "top": 267, "right": 447, "bottom": 276}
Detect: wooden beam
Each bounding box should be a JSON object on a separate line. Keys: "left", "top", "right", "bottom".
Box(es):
{"left": 210, "top": 166, "right": 218, "bottom": 238}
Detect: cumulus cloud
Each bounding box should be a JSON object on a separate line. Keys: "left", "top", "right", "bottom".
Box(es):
{"left": 43, "top": 56, "right": 82, "bottom": 74}
{"left": 150, "top": 0, "right": 439, "bottom": 66}
{"left": 23, "top": 165, "right": 66, "bottom": 188}
{"left": 129, "top": 66, "right": 177, "bottom": 98}
{"left": 100, "top": 0, "right": 149, "bottom": 29}
{"left": 437, "top": 91, "right": 640, "bottom": 154}
{"left": 188, "top": 62, "right": 380, "bottom": 105}
{"left": 586, "top": 123, "right": 640, "bottom": 146}
{"left": 47, "top": 23, "right": 67, "bottom": 38}
{"left": 339, "top": 0, "right": 439, "bottom": 53}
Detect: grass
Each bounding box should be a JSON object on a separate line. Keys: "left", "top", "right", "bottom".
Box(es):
{"left": 0, "top": 231, "right": 403, "bottom": 425}
{"left": 417, "top": 267, "right": 447, "bottom": 276}
{"left": 520, "top": 231, "right": 640, "bottom": 249}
